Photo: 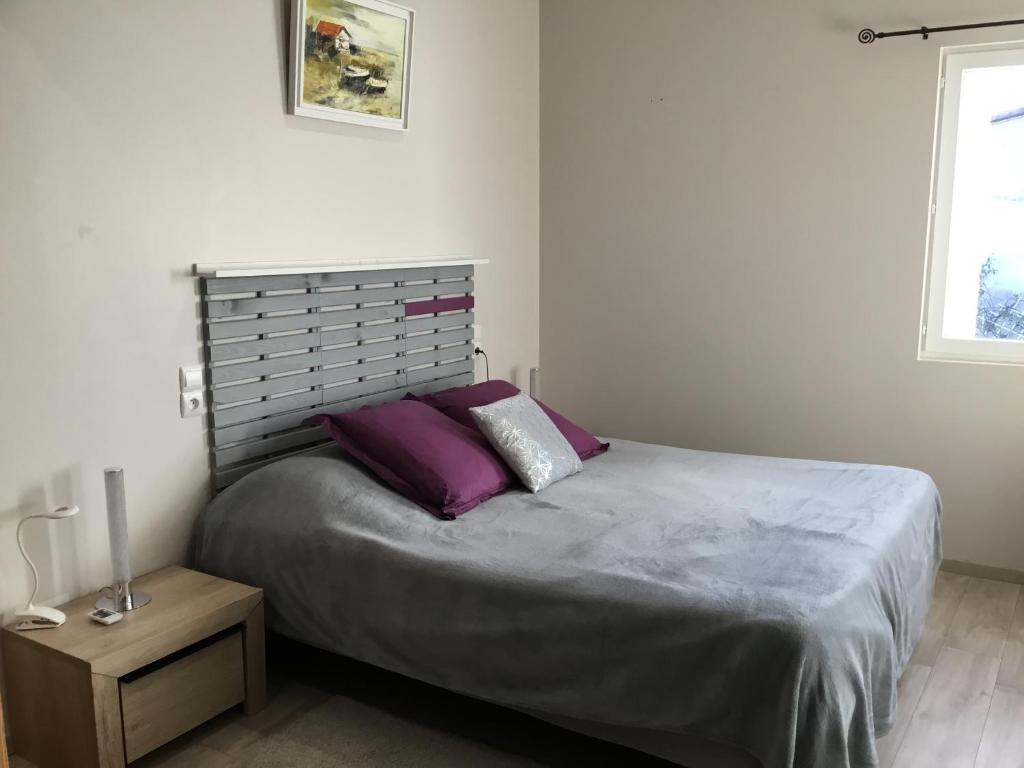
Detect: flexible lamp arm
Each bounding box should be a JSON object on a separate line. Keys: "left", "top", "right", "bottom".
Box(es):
{"left": 16, "top": 516, "right": 45, "bottom": 609}
{"left": 16, "top": 505, "right": 80, "bottom": 612}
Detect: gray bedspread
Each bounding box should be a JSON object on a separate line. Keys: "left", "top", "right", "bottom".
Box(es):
{"left": 192, "top": 439, "right": 941, "bottom": 768}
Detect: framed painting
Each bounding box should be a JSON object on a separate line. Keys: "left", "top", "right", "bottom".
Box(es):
{"left": 290, "top": 0, "right": 414, "bottom": 130}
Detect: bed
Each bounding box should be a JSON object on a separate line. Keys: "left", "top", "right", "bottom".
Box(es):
{"left": 191, "top": 260, "right": 941, "bottom": 768}
{"left": 192, "top": 439, "right": 941, "bottom": 768}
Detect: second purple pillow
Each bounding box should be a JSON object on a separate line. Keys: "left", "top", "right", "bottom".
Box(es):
{"left": 406, "top": 380, "right": 610, "bottom": 461}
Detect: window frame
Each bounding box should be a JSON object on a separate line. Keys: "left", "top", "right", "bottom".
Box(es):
{"left": 920, "top": 42, "right": 1024, "bottom": 366}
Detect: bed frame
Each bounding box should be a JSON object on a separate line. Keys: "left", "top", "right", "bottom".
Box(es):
{"left": 194, "top": 259, "right": 483, "bottom": 490}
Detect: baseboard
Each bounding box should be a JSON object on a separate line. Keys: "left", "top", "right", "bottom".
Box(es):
{"left": 941, "top": 559, "right": 1024, "bottom": 585}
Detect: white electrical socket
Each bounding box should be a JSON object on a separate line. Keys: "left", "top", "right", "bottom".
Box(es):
{"left": 473, "top": 323, "right": 483, "bottom": 342}
{"left": 180, "top": 392, "right": 204, "bottom": 418}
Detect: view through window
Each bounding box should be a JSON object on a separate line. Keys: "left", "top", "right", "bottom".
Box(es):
{"left": 976, "top": 98, "right": 1024, "bottom": 340}
{"left": 922, "top": 46, "right": 1024, "bottom": 363}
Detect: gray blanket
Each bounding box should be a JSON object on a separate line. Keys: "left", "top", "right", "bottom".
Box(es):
{"left": 192, "top": 439, "right": 941, "bottom": 768}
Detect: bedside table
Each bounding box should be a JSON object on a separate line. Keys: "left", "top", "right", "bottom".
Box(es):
{"left": 1, "top": 566, "right": 265, "bottom": 768}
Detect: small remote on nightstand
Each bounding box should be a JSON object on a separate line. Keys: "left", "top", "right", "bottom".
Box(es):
{"left": 88, "top": 607, "right": 123, "bottom": 625}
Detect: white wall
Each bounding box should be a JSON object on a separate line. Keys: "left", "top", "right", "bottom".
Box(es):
{"left": 541, "top": 0, "right": 1024, "bottom": 571}
{"left": 0, "top": 0, "right": 539, "bottom": 624}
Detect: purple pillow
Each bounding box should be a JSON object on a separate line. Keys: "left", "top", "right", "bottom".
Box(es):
{"left": 307, "top": 400, "right": 514, "bottom": 520}
{"left": 406, "top": 380, "right": 610, "bottom": 461}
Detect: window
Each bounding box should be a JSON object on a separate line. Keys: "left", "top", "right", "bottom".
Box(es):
{"left": 921, "top": 44, "right": 1024, "bottom": 365}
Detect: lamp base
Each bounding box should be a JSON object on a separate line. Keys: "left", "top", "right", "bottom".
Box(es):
{"left": 96, "top": 590, "right": 151, "bottom": 613}
{"left": 15, "top": 605, "right": 67, "bottom": 631}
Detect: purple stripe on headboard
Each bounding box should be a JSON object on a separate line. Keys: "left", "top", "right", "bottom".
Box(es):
{"left": 404, "top": 296, "right": 475, "bottom": 316}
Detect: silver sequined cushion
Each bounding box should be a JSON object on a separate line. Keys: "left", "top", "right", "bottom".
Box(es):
{"left": 469, "top": 393, "right": 583, "bottom": 493}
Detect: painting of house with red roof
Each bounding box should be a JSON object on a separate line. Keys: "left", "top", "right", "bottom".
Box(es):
{"left": 311, "top": 19, "right": 353, "bottom": 57}
{"left": 293, "top": 0, "right": 413, "bottom": 131}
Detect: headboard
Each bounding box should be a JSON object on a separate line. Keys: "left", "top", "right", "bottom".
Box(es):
{"left": 195, "top": 259, "right": 482, "bottom": 490}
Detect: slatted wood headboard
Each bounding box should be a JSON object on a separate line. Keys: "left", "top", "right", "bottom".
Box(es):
{"left": 196, "top": 260, "right": 482, "bottom": 489}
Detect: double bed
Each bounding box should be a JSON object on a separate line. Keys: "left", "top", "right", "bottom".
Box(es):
{"left": 192, "top": 439, "right": 941, "bottom": 768}
{"left": 192, "top": 260, "right": 941, "bottom": 768}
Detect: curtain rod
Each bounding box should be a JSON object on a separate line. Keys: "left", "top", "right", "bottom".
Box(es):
{"left": 858, "top": 18, "right": 1024, "bottom": 44}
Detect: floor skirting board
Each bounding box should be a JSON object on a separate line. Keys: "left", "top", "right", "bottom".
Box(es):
{"left": 942, "top": 559, "right": 1024, "bottom": 585}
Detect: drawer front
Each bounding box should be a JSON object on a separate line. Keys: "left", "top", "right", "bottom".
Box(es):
{"left": 121, "top": 632, "right": 244, "bottom": 762}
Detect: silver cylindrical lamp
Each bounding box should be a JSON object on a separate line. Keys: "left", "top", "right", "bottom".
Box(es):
{"left": 96, "top": 466, "right": 151, "bottom": 612}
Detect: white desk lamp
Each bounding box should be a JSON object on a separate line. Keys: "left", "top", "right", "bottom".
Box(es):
{"left": 15, "top": 504, "right": 80, "bottom": 631}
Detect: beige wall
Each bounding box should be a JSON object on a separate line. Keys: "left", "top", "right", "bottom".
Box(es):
{"left": 0, "top": 0, "right": 539, "bottom": 623}
{"left": 541, "top": 0, "right": 1024, "bottom": 571}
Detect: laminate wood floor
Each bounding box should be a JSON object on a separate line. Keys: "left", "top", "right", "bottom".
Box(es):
{"left": 8, "top": 573, "right": 1023, "bottom": 768}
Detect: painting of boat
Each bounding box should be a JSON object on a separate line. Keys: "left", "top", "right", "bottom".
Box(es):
{"left": 342, "top": 65, "right": 371, "bottom": 87}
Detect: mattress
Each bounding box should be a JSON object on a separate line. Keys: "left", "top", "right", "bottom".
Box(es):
{"left": 192, "top": 439, "right": 941, "bottom": 768}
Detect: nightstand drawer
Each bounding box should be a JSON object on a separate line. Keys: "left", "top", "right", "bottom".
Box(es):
{"left": 121, "top": 631, "right": 245, "bottom": 762}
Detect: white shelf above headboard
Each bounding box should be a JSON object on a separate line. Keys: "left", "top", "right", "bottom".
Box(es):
{"left": 192, "top": 257, "right": 488, "bottom": 279}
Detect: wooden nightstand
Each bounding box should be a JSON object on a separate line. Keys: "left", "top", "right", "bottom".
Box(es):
{"left": 1, "top": 567, "right": 265, "bottom": 768}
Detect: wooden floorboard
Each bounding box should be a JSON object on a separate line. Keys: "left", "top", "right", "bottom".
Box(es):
{"left": 945, "top": 579, "right": 1021, "bottom": 659}
{"left": 996, "top": 597, "right": 1024, "bottom": 691}
{"left": 974, "top": 686, "right": 1024, "bottom": 768}
{"left": 875, "top": 664, "right": 931, "bottom": 768}
{"left": 892, "top": 646, "right": 999, "bottom": 768}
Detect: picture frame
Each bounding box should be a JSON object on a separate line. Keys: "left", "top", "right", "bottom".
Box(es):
{"left": 289, "top": 0, "right": 414, "bottom": 131}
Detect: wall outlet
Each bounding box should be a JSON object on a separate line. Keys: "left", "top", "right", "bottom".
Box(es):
{"left": 473, "top": 323, "right": 483, "bottom": 342}
{"left": 180, "top": 392, "right": 204, "bottom": 418}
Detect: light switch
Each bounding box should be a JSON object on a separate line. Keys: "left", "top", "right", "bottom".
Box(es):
{"left": 179, "top": 365, "right": 204, "bottom": 391}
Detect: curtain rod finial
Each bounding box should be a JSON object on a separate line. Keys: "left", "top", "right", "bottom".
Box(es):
{"left": 858, "top": 28, "right": 877, "bottom": 44}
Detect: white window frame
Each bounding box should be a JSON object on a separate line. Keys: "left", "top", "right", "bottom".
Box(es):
{"left": 920, "top": 42, "right": 1024, "bottom": 366}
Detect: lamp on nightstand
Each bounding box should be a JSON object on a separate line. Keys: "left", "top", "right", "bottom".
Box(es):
{"left": 14, "top": 504, "right": 80, "bottom": 631}
{"left": 96, "top": 466, "right": 150, "bottom": 613}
